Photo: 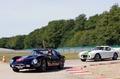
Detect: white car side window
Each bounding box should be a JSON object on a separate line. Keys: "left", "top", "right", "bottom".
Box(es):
{"left": 105, "top": 47, "right": 111, "bottom": 51}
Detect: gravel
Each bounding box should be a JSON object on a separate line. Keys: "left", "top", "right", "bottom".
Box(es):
{"left": 84, "top": 63, "right": 120, "bottom": 79}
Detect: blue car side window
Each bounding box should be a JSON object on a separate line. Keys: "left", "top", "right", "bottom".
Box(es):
{"left": 52, "top": 51, "right": 60, "bottom": 57}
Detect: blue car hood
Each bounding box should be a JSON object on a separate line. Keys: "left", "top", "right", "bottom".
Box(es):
{"left": 14, "top": 55, "right": 39, "bottom": 64}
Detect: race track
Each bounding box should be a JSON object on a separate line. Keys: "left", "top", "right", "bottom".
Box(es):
{"left": 1, "top": 59, "right": 120, "bottom": 79}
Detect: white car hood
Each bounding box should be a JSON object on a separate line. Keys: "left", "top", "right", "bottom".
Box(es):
{"left": 79, "top": 50, "right": 102, "bottom": 55}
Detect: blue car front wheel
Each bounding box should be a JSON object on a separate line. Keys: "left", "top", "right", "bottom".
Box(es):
{"left": 36, "top": 59, "right": 47, "bottom": 72}
{"left": 40, "top": 59, "right": 47, "bottom": 71}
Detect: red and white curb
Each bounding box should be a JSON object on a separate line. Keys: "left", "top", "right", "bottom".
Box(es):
{"left": 66, "top": 66, "right": 111, "bottom": 79}
{"left": 66, "top": 61, "right": 120, "bottom": 79}
{"left": 66, "top": 66, "right": 92, "bottom": 75}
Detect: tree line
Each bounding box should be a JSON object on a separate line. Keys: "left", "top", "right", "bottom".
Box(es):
{"left": 0, "top": 4, "right": 120, "bottom": 49}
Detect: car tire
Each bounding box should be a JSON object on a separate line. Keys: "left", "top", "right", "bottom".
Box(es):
{"left": 112, "top": 53, "right": 118, "bottom": 60}
{"left": 13, "top": 68, "right": 19, "bottom": 72}
{"left": 40, "top": 59, "right": 47, "bottom": 72}
{"left": 57, "top": 60, "right": 64, "bottom": 69}
{"left": 94, "top": 54, "right": 101, "bottom": 61}
{"left": 81, "top": 59, "right": 86, "bottom": 62}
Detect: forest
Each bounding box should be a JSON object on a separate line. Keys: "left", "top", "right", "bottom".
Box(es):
{"left": 0, "top": 4, "right": 120, "bottom": 49}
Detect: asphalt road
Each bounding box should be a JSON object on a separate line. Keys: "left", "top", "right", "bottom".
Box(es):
{"left": 1, "top": 59, "right": 120, "bottom": 79}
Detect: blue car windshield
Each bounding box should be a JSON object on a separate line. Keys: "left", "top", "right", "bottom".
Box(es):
{"left": 93, "top": 47, "right": 104, "bottom": 50}
{"left": 30, "top": 50, "right": 44, "bottom": 56}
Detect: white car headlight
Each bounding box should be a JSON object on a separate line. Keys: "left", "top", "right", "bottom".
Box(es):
{"left": 32, "top": 59, "right": 38, "bottom": 65}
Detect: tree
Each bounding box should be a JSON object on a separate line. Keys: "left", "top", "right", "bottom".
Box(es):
{"left": 74, "top": 14, "right": 87, "bottom": 31}
{"left": 1, "top": 4, "right": 120, "bottom": 49}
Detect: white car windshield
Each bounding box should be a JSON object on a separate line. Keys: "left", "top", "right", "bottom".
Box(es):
{"left": 93, "top": 47, "right": 104, "bottom": 50}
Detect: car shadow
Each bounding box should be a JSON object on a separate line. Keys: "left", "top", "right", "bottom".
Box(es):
{"left": 86, "top": 58, "right": 120, "bottom": 62}
{"left": 19, "top": 66, "right": 72, "bottom": 73}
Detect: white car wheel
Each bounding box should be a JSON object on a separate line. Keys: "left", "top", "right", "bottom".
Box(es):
{"left": 94, "top": 54, "right": 101, "bottom": 61}
{"left": 112, "top": 53, "right": 118, "bottom": 60}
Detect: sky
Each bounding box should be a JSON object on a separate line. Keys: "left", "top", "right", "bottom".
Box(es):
{"left": 0, "top": 0, "right": 120, "bottom": 38}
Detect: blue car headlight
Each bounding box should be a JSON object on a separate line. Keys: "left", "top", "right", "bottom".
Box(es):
{"left": 10, "top": 59, "right": 14, "bottom": 64}
{"left": 31, "top": 59, "right": 38, "bottom": 65}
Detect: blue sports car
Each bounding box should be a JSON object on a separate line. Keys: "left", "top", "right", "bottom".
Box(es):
{"left": 10, "top": 48, "right": 65, "bottom": 72}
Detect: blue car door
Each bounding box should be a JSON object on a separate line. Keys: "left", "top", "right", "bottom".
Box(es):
{"left": 50, "top": 50, "right": 60, "bottom": 66}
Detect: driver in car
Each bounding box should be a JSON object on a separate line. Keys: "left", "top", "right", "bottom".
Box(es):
{"left": 47, "top": 49, "right": 52, "bottom": 56}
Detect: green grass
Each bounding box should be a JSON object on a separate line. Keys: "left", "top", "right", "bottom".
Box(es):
{"left": 0, "top": 52, "right": 79, "bottom": 62}
{"left": 62, "top": 53, "right": 79, "bottom": 59}
{"left": 0, "top": 52, "right": 29, "bottom": 62}
{"left": 1, "top": 51, "right": 120, "bottom": 62}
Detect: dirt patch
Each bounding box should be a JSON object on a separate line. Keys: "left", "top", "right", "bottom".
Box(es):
{"left": 84, "top": 63, "right": 120, "bottom": 79}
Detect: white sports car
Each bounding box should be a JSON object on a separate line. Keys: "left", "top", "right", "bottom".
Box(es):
{"left": 78, "top": 46, "right": 119, "bottom": 61}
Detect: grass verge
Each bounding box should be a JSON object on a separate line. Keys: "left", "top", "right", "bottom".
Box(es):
{"left": 0, "top": 52, "right": 79, "bottom": 62}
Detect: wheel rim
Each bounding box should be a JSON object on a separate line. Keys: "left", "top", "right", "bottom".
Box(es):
{"left": 113, "top": 53, "right": 118, "bottom": 59}
{"left": 95, "top": 54, "right": 100, "bottom": 61}
{"left": 60, "top": 61, "right": 64, "bottom": 68}
{"left": 41, "top": 60, "right": 46, "bottom": 71}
